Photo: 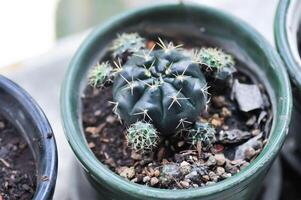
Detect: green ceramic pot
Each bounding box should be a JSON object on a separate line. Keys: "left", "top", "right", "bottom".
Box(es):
{"left": 275, "top": 0, "right": 301, "bottom": 175}
{"left": 61, "top": 3, "right": 292, "bottom": 200}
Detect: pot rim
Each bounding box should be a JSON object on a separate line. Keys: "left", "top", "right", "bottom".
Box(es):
{"left": 0, "top": 75, "right": 58, "bottom": 200}
{"left": 275, "top": 0, "right": 301, "bottom": 89}
{"left": 61, "top": 2, "right": 292, "bottom": 199}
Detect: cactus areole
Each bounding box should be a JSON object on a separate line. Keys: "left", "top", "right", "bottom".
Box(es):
{"left": 112, "top": 48, "right": 208, "bottom": 135}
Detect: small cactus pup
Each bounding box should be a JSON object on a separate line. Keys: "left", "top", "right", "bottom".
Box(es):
{"left": 192, "top": 47, "right": 236, "bottom": 80}
{"left": 186, "top": 122, "right": 216, "bottom": 150}
{"left": 110, "top": 33, "right": 146, "bottom": 57}
{"left": 126, "top": 121, "right": 159, "bottom": 152}
{"left": 88, "top": 62, "right": 113, "bottom": 87}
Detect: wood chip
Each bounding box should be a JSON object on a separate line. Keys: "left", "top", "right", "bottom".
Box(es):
{"left": 0, "top": 158, "right": 10, "bottom": 168}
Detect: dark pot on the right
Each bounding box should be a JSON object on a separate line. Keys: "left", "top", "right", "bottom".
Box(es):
{"left": 275, "top": 0, "right": 301, "bottom": 175}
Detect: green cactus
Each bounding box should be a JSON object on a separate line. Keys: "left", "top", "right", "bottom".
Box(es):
{"left": 110, "top": 33, "right": 145, "bottom": 57}
{"left": 87, "top": 33, "right": 239, "bottom": 152}
{"left": 112, "top": 39, "right": 208, "bottom": 135}
{"left": 126, "top": 121, "right": 159, "bottom": 152}
{"left": 186, "top": 122, "right": 216, "bottom": 149}
{"left": 89, "top": 61, "right": 113, "bottom": 87}
{"left": 192, "top": 48, "right": 236, "bottom": 80}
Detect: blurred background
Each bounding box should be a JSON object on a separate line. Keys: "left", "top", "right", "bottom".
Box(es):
{"left": 0, "top": 0, "right": 275, "bottom": 69}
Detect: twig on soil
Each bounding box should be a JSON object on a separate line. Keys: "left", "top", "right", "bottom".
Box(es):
{"left": 0, "top": 158, "right": 10, "bottom": 168}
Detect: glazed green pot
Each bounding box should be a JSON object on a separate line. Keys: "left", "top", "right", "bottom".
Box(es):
{"left": 61, "top": 3, "right": 292, "bottom": 200}
{"left": 275, "top": 0, "right": 301, "bottom": 175}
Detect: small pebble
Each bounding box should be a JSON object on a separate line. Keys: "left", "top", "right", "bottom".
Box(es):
{"left": 244, "top": 147, "right": 256, "bottom": 160}
{"left": 143, "top": 176, "right": 151, "bottom": 183}
{"left": 202, "top": 175, "right": 210, "bottom": 182}
{"left": 219, "top": 129, "right": 252, "bottom": 144}
{"left": 0, "top": 121, "right": 5, "bottom": 129}
{"left": 221, "top": 173, "right": 232, "bottom": 179}
{"left": 157, "top": 147, "right": 166, "bottom": 161}
{"left": 180, "top": 161, "right": 191, "bottom": 175}
{"left": 161, "top": 164, "right": 181, "bottom": 177}
{"left": 105, "top": 158, "right": 116, "bottom": 167}
{"left": 94, "top": 110, "right": 101, "bottom": 116}
{"left": 206, "top": 156, "right": 216, "bottom": 166}
{"left": 206, "top": 181, "right": 216, "bottom": 186}
{"left": 177, "top": 141, "right": 185, "bottom": 147}
{"left": 85, "top": 127, "right": 98, "bottom": 135}
{"left": 222, "top": 125, "right": 229, "bottom": 130}
{"left": 221, "top": 107, "right": 232, "bottom": 117}
{"left": 150, "top": 177, "right": 159, "bottom": 186}
{"left": 106, "top": 115, "right": 116, "bottom": 124}
{"left": 214, "top": 154, "right": 226, "bottom": 166}
{"left": 225, "top": 162, "right": 239, "bottom": 174}
{"left": 234, "top": 133, "right": 262, "bottom": 160}
{"left": 154, "top": 170, "right": 160, "bottom": 177}
{"left": 148, "top": 167, "right": 155, "bottom": 176}
{"left": 209, "top": 171, "right": 218, "bottom": 182}
{"left": 212, "top": 96, "right": 227, "bottom": 107}
{"left": 180, "top": 181, "right": 190, "bottom": 188}
{"left": 118, "top": 167, "right": 135, "bottom": 179}
{"left": 216, "top": 167, "right": 225, "bottom": 176}
{"left": 88, "top": 142, "right": 95, "bottom": 148}
{"left": 230, "top": 159, "right": 243, "bottom": 165}
{"left": 22, "top": 184, "right": 31, "bottom": 191}
{"left": 252, "top": 129, "right": 260, "bottom": 136}
{"left": 131, "top": 152, "right": 142, "bottom": 160}
{"left": 185, "top": 171, "right": 198, "bottom": 181}
{"left": 211, "top": 118, "right": 222, "bottom": 127}
{"left": 246, "top": 115, "right": 257, "bottom": 126}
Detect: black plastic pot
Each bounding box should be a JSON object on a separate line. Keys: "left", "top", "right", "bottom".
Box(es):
{"left": 275, "top": 0, "right": 301, "bottom": 176}
{"left": 0, "top": 75, "right": 58, "bottom": 200}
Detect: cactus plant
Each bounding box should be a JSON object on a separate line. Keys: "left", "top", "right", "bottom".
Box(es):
{"left": 186, "top": 122, "right": 216, "bottom": 149}
{"left": 126, "top": 121, "right": 159, "bottom": 152}
{"left": 89, "top": 62, "right": 113, "bottom": 87}
{"left": 88, "top": 33, "right": 236, "bottom": 152}
{"left": 192, "top": 48, "right": 236, "bottom": 80}
{"left": 110, "top": 33, "right": 145, "bottom": 57}
{"left": 112, "top": 39, "right": 208, "bottom": 135}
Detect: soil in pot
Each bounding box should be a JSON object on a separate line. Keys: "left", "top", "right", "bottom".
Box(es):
{"left": 0, "top": 115, "right": 36, "bottom": 200}
{"left": 82, "top": 33, "right": 272, "bottom": 189}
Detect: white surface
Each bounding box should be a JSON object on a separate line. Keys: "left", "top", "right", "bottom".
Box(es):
{"left": 0, "top": 0, "right": 278, "bottom": 199}
{"left": 0, "top": 0, "right": 58, "bottom": 67}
